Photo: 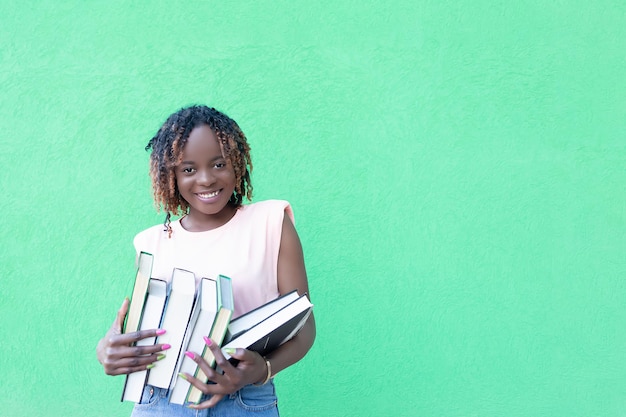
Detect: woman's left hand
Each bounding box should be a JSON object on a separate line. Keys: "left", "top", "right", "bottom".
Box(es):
{"left": 182, "top": 338, "right": 269, "bottom": 409}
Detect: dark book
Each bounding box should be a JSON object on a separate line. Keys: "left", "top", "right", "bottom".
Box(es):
{"left": 221, "top": 293, "right": 313, "bottom": 363}
{"left": 225, "top": 290, "right": 299, "bottom": 342}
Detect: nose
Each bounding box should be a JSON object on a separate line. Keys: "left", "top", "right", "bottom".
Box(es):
{"left": 196, "top": 168, "right": 215, "bottom": 186}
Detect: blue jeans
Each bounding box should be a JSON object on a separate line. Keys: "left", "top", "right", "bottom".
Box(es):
{"left": 130, "top": 383, "right": 280, "bottom": 417}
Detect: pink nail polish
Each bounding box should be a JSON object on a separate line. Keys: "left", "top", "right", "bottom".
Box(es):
{"left": 156, "top": 329, "right": 166, "bottom": 335}
{"left": 203, "top": 336, "right": 212, "bottom": 346}
{"left": 185, "top": 351, "right": 196, "bottom": 360}
{"left": 162, "top": 344, "right": 172, "bottom": 350}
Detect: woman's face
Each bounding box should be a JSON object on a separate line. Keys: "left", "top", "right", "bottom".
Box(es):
{"left": 175, "top": 124, "right": 237, "bottom": 231}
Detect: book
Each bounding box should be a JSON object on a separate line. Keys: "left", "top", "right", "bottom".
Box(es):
{"left": 225, "top": 290, "right": 299, "bottom": 342}
{"left": 166, "top": 281, "right": 204, "bottom": 396}
{"left": 147, "top": 268, "right": 197, "bottom": 389}
{"left": 186, "top": 275, "right": 234, "bottom": 404}
{"left": 124, "top": 252, "right": 154, "bottom": 334}
{"left": 169, "top": 277, "right": 219, "bottom": 405}
{"left": 222, "top": 293, "right": 313, "bottom": 363}
{"left": 121, "top": 278, "right": 167, "bottom": 402}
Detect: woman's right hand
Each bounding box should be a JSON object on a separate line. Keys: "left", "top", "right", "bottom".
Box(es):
{"left": 96, "top": 298, "right": 170, "bottom": 375}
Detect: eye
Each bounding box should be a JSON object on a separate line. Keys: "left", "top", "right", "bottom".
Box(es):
{"left": 214, "top": 162, "right": 226, "bottom": 169}
{"left": 182, "top": 167, "right": 195, "bottom": 173}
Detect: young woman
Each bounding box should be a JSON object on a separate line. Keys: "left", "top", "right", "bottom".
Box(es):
{"left": 97, "top": 105, "right": 316, "bottom": 416}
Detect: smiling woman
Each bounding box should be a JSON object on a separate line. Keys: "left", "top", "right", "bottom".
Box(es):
{"left": 175, "top": 125, "right": 238, "bottom": 231}
{"left": 145, "top": 105, "right": 253, "bottom": 235}
{"left": 95, "top": 105, "right": 316, "bottom": 416}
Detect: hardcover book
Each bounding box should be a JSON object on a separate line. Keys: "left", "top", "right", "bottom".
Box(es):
{"left": 123, "top": 252, "right": 154, "bottom": 334}
{"left": 121, "top": 278, "right": 167, "bottom": 402}
{"left": 222, "top": 293, "right": 313, "bottom": 363}
{"left": 169, "top": 277, "right": 219, "bottom": 405}
{"left": 225, "top": 290, "right": 299, "bottom": 342}
{"left": 186, "top": 275, "right": 234, "bottom": 404}
{"left": 147, "top": 268, "right": 197, "bottom": 389}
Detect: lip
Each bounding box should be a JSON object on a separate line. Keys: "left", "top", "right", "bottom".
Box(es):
{"left": 195, "top": 189, "right": 221, "bottom": 202}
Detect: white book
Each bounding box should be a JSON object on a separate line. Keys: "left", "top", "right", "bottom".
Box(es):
{"left": 147, "top": 268, "right": 197, "bottom": 389}
{"left": 169, "top": 277, "right": 219, "bottom": 405}
{"left": 121, "top": 278, "right": 167, "bottom": 402}
{"left": 187, "top": 275, "right": 233, "bottom": 404}
{"left": 124, "top": 252, "right": 154, "bottom": 334}
{"left": 167, "top": 281, "right": 203, "bottom": 395}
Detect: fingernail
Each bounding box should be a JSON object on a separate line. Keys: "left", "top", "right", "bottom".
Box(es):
{"left": 178, "top": 372, "right": 188, "bottom": 381}
{"left": 157, "top": 354, "right": 166, "bottom": 361}
{"left": 156, "top": 329, "right": 166, "bottom": 335}
{"left": 162, "top": 344, "right": 171, "bottom": 350}
{"left": 147, "top": 364, "right": 155, "bottom": 369}
{"left": 203, "top": 336, "right": 212, "bottom": 346}
{"left": 223, "top": 348, "right": 236, "bottom": 355}
{"left": 185, "top": 351, "right": 196, "bottom": 360}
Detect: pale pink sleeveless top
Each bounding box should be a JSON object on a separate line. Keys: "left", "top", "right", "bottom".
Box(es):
{"left": 133, "top": 200, "right": 294, "bottom": 318}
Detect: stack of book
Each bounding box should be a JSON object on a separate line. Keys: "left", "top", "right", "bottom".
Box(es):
{"left": 120, "top": 251, "right": 313, "bottom": 405}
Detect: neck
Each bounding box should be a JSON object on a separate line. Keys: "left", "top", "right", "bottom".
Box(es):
{"left": 181, "top": 204, "right": 238, "bottom": 232}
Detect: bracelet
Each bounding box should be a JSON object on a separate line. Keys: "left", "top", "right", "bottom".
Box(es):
{"left": 254, "top": 359, "right": 272, "bottom": 386}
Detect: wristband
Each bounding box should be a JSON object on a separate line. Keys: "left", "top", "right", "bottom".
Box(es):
{"left": 254, "top": 359, "right": 272, "bottom": 386}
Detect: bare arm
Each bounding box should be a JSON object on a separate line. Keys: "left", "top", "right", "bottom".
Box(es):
{"left": 265, "top": 214, "right": 316, "bottom": 375}
{"left": 186, "top": 215, "right": 316, "bottom": 409}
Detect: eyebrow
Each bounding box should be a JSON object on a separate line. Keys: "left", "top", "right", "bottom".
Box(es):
{"left": 179, "top": 156, "right": 226, "bottom": 165}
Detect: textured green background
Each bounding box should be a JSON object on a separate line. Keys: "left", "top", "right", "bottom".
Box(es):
{"left": 1, "top": 1, "right": 625, "bottom": 416}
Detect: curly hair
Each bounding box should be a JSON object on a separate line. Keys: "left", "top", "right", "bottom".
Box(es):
{"left": 145, "top": 105, "right": 253, "bottom": 232}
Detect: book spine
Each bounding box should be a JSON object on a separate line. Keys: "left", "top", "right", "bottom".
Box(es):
{"left": 186, "top": 309, "right": 232, "bottom": 404}
{"left": 147, "top": 268, "right": 196, "bottom": 389}
{"left": 121, "top": 278, "right": 167, "bottom": 402}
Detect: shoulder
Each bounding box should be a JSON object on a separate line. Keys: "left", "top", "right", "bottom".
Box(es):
{"left": 242, "top": 199, "right": 294, "bottom": 225}
{"left": 133, "top": 223, "right": 168, "bottom": 251}
{"left": 244, "top": 199, "right": 294, "bottom": 225}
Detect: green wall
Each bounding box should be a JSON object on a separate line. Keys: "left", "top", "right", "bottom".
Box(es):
{"left": 1, "top": 1, "right": 625, "bottom": 416}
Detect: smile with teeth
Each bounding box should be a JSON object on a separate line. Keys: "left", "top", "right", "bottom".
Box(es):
{"left": 196, "top": 190, "right": 220, "bottom": 199}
